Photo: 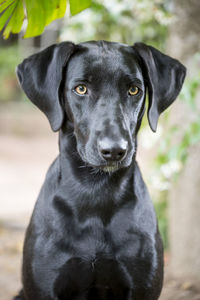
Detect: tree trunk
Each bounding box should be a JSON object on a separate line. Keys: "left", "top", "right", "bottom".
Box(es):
{"left": 167, "top": 0, "right": 200, "bottom": 286}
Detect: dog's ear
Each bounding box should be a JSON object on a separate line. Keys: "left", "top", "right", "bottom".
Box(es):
{"left": 134, "top": 43, "right": 186, "bottom": 132}
{"left": 16, "top": 42, "right": 75, "bottom": 132}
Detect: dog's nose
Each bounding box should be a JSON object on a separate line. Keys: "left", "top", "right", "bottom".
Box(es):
{"left": 98, "top": 138, "right": 128, "bottom": 162}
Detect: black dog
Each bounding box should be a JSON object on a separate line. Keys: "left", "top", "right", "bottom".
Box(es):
{"left": 15, "top": 41, "right": 186, "bottom": 300}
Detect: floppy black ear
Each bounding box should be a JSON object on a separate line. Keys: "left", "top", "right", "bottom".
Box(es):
{"left": 134, "top": 43, "right": 186, "bottom": 132}
{"left": 16, "top": 42, "right": 75, "bottom": 132}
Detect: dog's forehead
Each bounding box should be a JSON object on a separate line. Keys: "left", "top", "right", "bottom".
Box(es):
{"left": 78, "top": 40, "right": 134, "bottom": 58}
{"left": 67, "top": 41, "right": 142, "bottom": 79}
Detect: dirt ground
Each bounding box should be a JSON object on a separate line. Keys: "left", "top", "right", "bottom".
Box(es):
{"left": 0, "top": 103, "right": 200, "bottom": 299}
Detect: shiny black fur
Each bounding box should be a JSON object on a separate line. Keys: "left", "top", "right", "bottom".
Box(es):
{"left": 15, "top": 41, "right": 186, "bottom": 300}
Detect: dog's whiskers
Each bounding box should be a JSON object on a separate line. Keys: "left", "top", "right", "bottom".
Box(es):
{"left": 78, "top": 165, "right": 87, "bottom": 169}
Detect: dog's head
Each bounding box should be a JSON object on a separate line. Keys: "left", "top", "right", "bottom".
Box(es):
{"left": 17, "top": 41, "right": 186, "bottom": 172}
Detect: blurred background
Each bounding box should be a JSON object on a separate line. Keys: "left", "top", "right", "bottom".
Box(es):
{"left": 0, "top": 0, "right": 200, "bottom": 299}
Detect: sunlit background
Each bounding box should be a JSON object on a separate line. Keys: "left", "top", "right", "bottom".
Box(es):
{"left": 0, "top": 0, "right": 200, "bottom": 299}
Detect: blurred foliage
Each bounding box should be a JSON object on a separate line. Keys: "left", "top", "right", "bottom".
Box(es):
{"left": 154, "top": 191, "right": 168, "bottom": 248}
{"left": 152, "top": 55, "right": 200, "bottom": 247}
{"left": 0, "top": 0, "right": 91, "bottom": 39}
{"left": 155, "top": 70, "right": 200, "bottom": 183}
{"left": 61, "top": 0, "right": 173, "bottom": 50}
{"left": 0, "top": 45, "right": 21, "bottom": 102}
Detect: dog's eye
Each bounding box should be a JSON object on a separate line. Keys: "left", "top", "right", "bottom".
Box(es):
{"left": 75, "top": 85, "right": 87, "bottom": 95}
{"left": 128, "top": 86, "right": 139, "bottom": 96}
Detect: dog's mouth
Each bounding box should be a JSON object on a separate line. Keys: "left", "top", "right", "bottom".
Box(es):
{"left": 91, "top": 161, "right": 123, "bottom": 173}
{"left": 98, "top": 164, "right": 120, "bottom": 173}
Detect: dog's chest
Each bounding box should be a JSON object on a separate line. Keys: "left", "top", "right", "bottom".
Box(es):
{"left": 53, "top": 200, "right": 150, "bottom": 260}
{"left": 33, "top": 205, "right": 156, "bottom": 298}
{"left": 29, "top": 174, "right": 159, "bottom": 297}
{"left": 50, "top": 179, "right": 156, "bottom": 260}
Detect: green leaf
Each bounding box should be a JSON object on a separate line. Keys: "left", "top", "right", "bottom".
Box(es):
{"left": 69, "top": 0, "right": 91, "bottom": 16}
{"left": 0, "top": 0, "right": 15, "bottom": 14}
{"left": 0, "top": 0, "right": 16, "bottom": 31}
{"left": 49, "top": 0, "right": 67, "bottom": 22}
{"left": 0, "top": 0, "right": 91, "bottom": 38}
{"left": 3, "top": 0, "right": 24, "bottom": 38}
{"left": 44, "top": 0, "right": 67, "bottom": 27}
{"left": 0, "top": 0, "right": 68, "bottom": 38}
{"left": 24, "top": 0, "right": 46, "bottom": 37}
{"left": 24, "top": 0, "right": 67, "bottom": 38}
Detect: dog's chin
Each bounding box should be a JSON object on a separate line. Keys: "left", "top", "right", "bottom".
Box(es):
{"left": 90, "top": 161, "right": 132, "bottom": 173}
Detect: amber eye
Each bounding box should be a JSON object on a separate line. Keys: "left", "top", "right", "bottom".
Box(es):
{"left": 128, "top": 86, "right": 139, "bottom": 96}
{"left": 75, "top": 85, "right": 87, "bottom": 95}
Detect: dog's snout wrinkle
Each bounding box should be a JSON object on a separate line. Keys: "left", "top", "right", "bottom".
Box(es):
{"left": 98, "top": 138, "right": 128, "bottom": 162}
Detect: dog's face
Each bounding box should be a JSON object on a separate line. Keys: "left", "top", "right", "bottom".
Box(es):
{"left": 17, "top": 41, "right": 186, "bottom": 172}
{"left": 64, "top": 42, "right": 145, "bottom": 171}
